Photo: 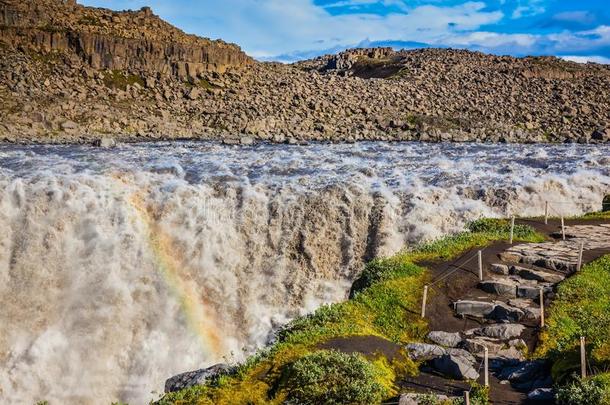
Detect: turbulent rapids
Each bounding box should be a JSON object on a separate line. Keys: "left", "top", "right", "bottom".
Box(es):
{"left": 0, "top": 141, "right": 609, "bottom": 404}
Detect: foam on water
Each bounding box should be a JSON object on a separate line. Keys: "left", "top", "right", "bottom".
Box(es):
{"left": 0, "top": 141, "right": 609, "bottom": 404}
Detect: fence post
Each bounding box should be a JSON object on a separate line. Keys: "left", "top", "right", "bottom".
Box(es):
{"left": 509, "top": 216, "right": 515, "bottom": 244}
{"left": 464, "top": 390, "right": 471, "bottom": 405}
{"left": 421, "top": 285, "right": 428, "bottom": 318}
{"left": 484, "top": 346, "right": 489, "bottom": 387}
{"left": 581, "top": 336, "right": 587, "bottom": 379}
{"left": 561, "top": 216, "right": 566, "bottom": 241}
{"left": 577, "top": 242, "right": 584, "bottom": 272}
{"left": 478, "top": 251, "right": 483, "bottom": 281}
{"left": 544, "top": 201, "right": 549, "bottom": 225}
{"left": 539, "top": 287, "right": 545, "bottom": 328}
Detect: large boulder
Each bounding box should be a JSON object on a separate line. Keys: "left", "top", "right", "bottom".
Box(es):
{"left": 487, "top": 303, "right": 524, "bottom": 322}
{"left": 477, "top": 324, "right": 525, "bottom": 340}
{"left": 511, "top": 266, "right": 564, "bottom": 284}
{"left": 431, "top": 354, "right": 480, "bottom": 380}
{"left": 454, "top": 300, "right": 496, "bottom": 317}
{"left": 479, "top": 279, "right": 517, "bottom": 296}
{"left": 164, "top": 364, "right": 232, "bottom": 393}
{"left": 427, "top": 331, "right": 462, "bottom": 348}
{"left": 405, "top": 343, "right": 446, "bottom": 361}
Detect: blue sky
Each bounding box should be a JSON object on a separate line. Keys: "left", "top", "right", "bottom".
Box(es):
{"left": 80, "top": 0, "right": 610, "bottom": 63}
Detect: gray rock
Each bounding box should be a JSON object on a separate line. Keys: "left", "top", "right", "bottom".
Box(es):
{"left": 427, "top": 331, "right": 462, "bottom": 348}
{"left": 454, "top": 300, "right": 496, "bottom": 317}
{"left": 591, "top": 128, "right": 610, "bottom": 142}
{"left": 405, "top": 343, "right": 446, "bottom": 361}
{"left": 446, "top": 348, "right": 477, "bottom": 364}
{"left": 487, "top": 303, "right": 524, "bottom": 322}
{"left": 477, "top": 324, "right": 525, "bottom": 340}
{"left": 239, "top": 136, "right": 254, "bottom": 145}
{"left": 61, "top": 120, "right": 78, "bottom": 130}
{"left": 479, "top": 279, "right": 517, "bottom": 296}
{"left": 431, "top": 354, "right": 480, "bottom": 380}
{"left": 517, "top": 285, "right": 541, "bottom": 299}
{"left": 528, "top": 388, "right": 554, "bottom": 401}
{"left": 165, "top": 364, "right": 232, "bottom": 393}
{"left": 460, "top": 337, "right": 503, "bottom": 356}
{"left": 512, "top": 266, "right": 564, "bottom": 284}
{"left": 94, "top": 137, "right": 117, "bottom": 148}
{"left": 490, "top": 264, "right": 510, "bottom": 275}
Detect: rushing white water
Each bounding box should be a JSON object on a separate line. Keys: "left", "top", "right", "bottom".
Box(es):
{"left": 0, "top": 141, "right": 609, "bottom": 404}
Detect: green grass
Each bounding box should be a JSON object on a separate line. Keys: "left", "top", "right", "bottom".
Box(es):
{"left": 537, "top": 255, "right": 610, "bottom": 384}
{"left": 156, "top": 220, "right": 543, "bottom": 405}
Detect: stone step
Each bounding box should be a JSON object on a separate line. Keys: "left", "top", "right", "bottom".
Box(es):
{"left": 478, "top": 278, "right": 553, "bottom": 300}
{"left": 499, "top": 242, "right": 579, "bottom": 273}
{"left": 454, "top": 300, "right": 527, "bottom": 322}
{"left": 510, "top": 266, "right": 564, "bottom": 284}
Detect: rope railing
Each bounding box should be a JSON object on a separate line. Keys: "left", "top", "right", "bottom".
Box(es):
{"left": 414, "top": 204, "right": 608, "bottom": 402}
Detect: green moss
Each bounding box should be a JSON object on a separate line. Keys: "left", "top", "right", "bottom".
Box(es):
{"left": 103, "top": 70, "right": 145, "bottom": 91}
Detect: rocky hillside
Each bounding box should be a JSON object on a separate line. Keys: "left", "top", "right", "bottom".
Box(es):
{"left": 0, "top": 1, "right": 609, "bottom": 144}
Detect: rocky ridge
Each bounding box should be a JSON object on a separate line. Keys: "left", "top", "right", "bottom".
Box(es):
{"left": 0, "top": 1, "right": 609, "bottom": 144}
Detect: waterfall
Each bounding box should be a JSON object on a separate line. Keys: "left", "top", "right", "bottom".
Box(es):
{"left": 0, "top": 141, "right": 608, "bottom": 404}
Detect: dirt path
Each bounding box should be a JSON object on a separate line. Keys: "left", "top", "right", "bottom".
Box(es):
{"left": 401, "top": 217, "right": 610, "bottom": 404}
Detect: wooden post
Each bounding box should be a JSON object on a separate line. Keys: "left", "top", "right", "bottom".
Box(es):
{"left": 539, "top": 288, "right": 545, "bottom": 328}
{"left": 577, "top": 242, "right": 584, "bottom": 272}
{"left": 509, "top": 216, "right": 515, "bottom": 244}
{"left": 464, "top": 390, "right": 471, "bottom": 405}
{"left": 544, "top": 201, "right": 549, "bottom": 225}
{"left": 581, "top": 336, "right": 587, "bottom": 379}
{"left": 484, "top": 346, "right": 489, "bottom": 387}
{"left": 478, "top": 251, "right": 483, "bottom": 281}
{"left": 561, "top": 216, "right": 566, "bottom": 241}
{"left": 421, "top": 285, "right": 428, "bottom": 318}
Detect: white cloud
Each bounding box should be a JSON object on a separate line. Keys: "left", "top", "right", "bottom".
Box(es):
{"left": 79, "top": 0, "right": 610, "bottom": 63}
{"left": 561, "top": 55, "right": 610, "bottom": 65}
{"left": 512, "top": 0, "right": 545, "bottom": 19}
{"left": 81, "top": 0, "right": 503, "bottom": 58}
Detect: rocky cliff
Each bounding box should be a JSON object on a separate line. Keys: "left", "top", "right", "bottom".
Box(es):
{"left": 0, "top": 0, "right": 251, "bottom": 77}
{"left": 0, "top": 1, "right": 609, "bottom": 144}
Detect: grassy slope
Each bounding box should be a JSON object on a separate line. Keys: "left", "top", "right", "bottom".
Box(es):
{"left": 156, "top": 219, "right": 544, "bottom": 405}
{"left": 536, "top": 224, "right": 610, "bottom": 403}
